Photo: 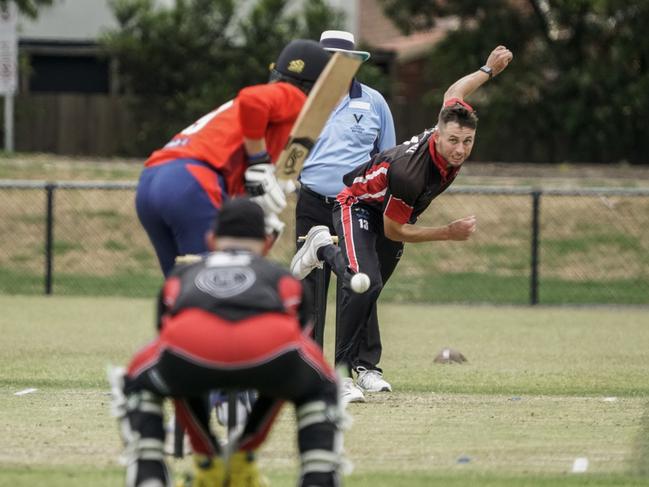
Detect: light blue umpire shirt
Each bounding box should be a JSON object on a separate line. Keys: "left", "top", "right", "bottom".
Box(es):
{"left": 299, "top": 79, "right": 396, "bottom": 198}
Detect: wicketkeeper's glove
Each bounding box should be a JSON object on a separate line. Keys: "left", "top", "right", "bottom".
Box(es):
{"left": 244, "top": 162, "right": 287, "bottom": 215}
{"left": 177, "top": 455, "right": 225, "bottom": 487}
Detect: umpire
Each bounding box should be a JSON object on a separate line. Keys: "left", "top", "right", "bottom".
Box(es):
{"left": 295, "top": 31, "right": 395, "bottom": 401}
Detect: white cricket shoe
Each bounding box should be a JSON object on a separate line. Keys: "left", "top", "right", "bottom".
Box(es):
{"left": 356, "top": 367, "right": 392, "bottom": 392}
{"left": 340, "top": 377, "right": 365, "bottom": 405}
{"left": 291, "top": 225, "right": 334, "bottom": 279}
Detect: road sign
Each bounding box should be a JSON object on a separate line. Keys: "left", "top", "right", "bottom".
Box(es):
{"left": 0, "top": 3, "right": 17, "bottom": 95}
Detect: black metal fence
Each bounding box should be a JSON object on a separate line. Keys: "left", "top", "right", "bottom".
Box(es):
{"left": 1, "top": 180, "right": 648, "bottom": 305}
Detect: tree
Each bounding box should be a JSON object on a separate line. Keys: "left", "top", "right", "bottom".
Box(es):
{"left": 103, "top": 0, "right": 344, "bottom": 155}
{"left": 0, "top": 0, "right": 54, "bottom": 18}
{"left": 379, "top": 0, "right": 649, "bottom": 164}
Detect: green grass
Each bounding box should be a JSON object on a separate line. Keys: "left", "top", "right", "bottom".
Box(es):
{"left": 2, "top": 266, "right": 648, "bottom": 305}
{"left": 2, "top": 296, "right": 649, "bottom": 485}
{"left": 544, "top": 233, "right": 645, "bottom": 254}
{"left": 103, "top": 239, "right": 129, "bottom": 251}
{"left": 79, "top": 209, "right": 123, "bottom": 220}
{"left": 539, "top": 276, "right": 649, "bottom": 304}
{"left": 1, "top": 469, "right": 648, "bottom": 487}
{"left": 0, "top": 267, "right": 162, "bottom": 297}
{"left": 52, "top": 240, "right": 84, "bottom": 256}
{"left": 2, "top": 161, "right": 649, "bottom": 306}
{"left": 0, "top": 155, "right": 142, "bottom": 180}
{"left": 383, "top": 272, "right": 649, "bottom": 305}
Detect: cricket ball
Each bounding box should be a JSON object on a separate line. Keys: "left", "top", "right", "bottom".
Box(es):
{"left": 350, "top": 272, "right": 370, "bottom": 294}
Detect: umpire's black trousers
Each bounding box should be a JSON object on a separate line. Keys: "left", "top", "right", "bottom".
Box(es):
{"left": 295, "top": 185, "right": 339, "bottom": 332}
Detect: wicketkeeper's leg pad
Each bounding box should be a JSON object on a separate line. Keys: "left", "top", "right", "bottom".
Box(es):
{"left": 123, "top": 389, "right": 171, "bottom": 487}
{"left": 296, "top": 399, "right": 352, "bottom": 487}
{"left": 107, "top": 365, "right": 132, "bottom": 449}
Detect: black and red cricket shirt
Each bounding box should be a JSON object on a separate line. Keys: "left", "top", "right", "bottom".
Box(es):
{"left": 337, "top": 128, "right": 461, "bottom": 225}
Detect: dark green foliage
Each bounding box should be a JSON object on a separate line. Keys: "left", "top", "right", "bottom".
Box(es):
{"left": 103, "top": 0, "right": 344, "bottom": 155}
{"left": 379, "top": 0, "right": 649, "bottom": 164}
{"left": 356, "top": 60, "right": 391, "bottom": 100}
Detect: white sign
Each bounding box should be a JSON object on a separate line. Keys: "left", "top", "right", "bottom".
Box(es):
{"left": 0, "top": 3, "right": 17, "bottom": 95}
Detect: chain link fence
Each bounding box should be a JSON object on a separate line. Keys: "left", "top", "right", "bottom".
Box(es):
{"left": 1, "top": 180, "right": 648, "bottom": 305}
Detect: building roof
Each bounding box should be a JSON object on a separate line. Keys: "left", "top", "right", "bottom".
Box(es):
{"left": 372, "top": 23, "right": 455, "bottom": 63}
{"left": 356, "top": 0, "right": 454, "bottom": 63}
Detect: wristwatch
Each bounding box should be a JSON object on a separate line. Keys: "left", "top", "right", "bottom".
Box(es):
{"left": 479, "top": 65, "right": 493, "bottom": 79}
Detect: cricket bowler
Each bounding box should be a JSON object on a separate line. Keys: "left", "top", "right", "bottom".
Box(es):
{"left": 291, "top": 45, "right": 514, "bottom": 403}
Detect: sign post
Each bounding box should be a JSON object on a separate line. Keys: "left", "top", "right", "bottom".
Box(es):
{"left": 0, "top": 4, "right": 17, "bottom": 153}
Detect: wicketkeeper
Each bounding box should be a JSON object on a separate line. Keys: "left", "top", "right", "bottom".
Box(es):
{"left": 109, "top": 198, "right": 347, "bottom": 487}
{"left": 291, "top": 46, "right": 514, "bottom": 400}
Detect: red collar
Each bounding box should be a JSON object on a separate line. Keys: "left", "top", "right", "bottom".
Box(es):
{"left": 428, "top": 134, "right": 459, "bottom": 181}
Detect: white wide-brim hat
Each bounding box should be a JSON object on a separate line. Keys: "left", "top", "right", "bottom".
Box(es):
{"left": 319, "top": 30, "right": 371, "bottom": 62}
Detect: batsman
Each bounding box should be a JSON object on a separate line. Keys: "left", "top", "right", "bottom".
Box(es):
{"left": 135, "top": 39, "right": 331, "bottom": 277}
{"left": 291, "top": 46, "right": 514, "bottom": 402}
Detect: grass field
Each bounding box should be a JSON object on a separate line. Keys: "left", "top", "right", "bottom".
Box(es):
{"left": 2, "top": 155, "right": 649, "bottom": 189}
{"left": 2, "top": 295, "right": 649, "bottom": 486}
{"left": 1, "top": 187, "right": 648, "bottom": 305}
{"left": 1, "top": 157, "right": 648, "bottom": 304}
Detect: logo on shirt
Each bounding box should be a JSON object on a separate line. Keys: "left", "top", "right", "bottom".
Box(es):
{"left": 287, "top": 59, "right": 305, "bottom": 73}
{"left": 163, "top": 137, "right": 189, "bottom": 149}
{"left": 194, "top": 267, "right": 256, "bottom": 299}
{"left": 353, "top": 114, "right": 364, "bottom": 123}
{"left": 404, "top": 128, "right": 434, "bottom": 154}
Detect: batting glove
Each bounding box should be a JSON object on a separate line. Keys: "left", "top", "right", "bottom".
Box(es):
{"left": 244, "top": 163, "right": 287, "bottom": 214}
{"left": 265, "top": 212, "right": 285, "bottom": 241}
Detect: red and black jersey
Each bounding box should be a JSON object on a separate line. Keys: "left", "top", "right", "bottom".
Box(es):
{"left": 156, "top": 249, "right": 310, "bottom": 330}
{"left": 338, "top": 129, "right": 460, "bottom": 224}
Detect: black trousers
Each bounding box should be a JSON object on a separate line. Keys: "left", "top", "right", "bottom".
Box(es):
{"left": 295, "top": 186, "right": 340, "bottom": 333}
{"left": 296, "top": 186, "right": 402, "bottom": 372}
{"left": 331, "top": 200, "right": 403, "bottom": 374}
{"left": 125, "top": 319, "right": 338, "bottom": 457}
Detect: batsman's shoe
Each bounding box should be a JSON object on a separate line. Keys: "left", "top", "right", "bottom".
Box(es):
{"left": 227, "top": 451, "right": 269, "bottom": 487}
{"left": 356, "top": 367, "right": 392, "bottom": 392}
{"left": 177, "top": 455, "right": 225, "bottom": 487}
{"left": 340, "top": 377, "right": 365, "bottom": 405}
{"left": 291, "top": 225, "right": 333, "bottom": 279}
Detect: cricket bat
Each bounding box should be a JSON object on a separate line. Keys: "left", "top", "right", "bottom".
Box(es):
{"left": 275, "top": 52, "right": 362, "bottom": 180}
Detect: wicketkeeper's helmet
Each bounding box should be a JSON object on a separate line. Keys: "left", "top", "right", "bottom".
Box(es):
{"left": 269, "top": 39, "right": 330, "bottom": 94}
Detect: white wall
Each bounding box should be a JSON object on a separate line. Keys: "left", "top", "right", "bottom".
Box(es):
{"left": 283, "top": 0, "right": 357, "bottom": 34}
{"left": 18, "top": 0, "right": 357, "bottom": 42}
{"left": 18, "top": 0, "right": 175, "bottom": 41}
{"left": 326, "top": 0, "right": 357, "bottom": 34}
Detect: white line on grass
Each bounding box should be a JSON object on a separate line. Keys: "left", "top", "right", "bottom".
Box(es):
{"left": 571, "top": 457, "right": 589, "bottom": 473}
{"left": 14, "top": 388, "right": 38, "bottom": 396}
